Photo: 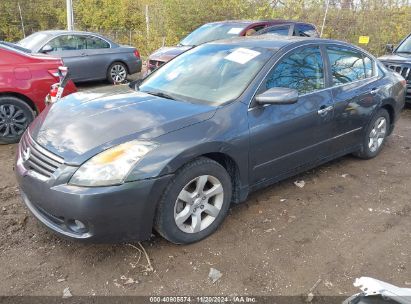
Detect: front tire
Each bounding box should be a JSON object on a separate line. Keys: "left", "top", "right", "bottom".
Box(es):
{"left": 154, "top": 157, "right": 232, "bottom": 244}
{"left": 107, "top": 62, "right": 128, "bottom": 84}
{"left": 0, "top": 96, "right": 35, "bottom": 144}
{"left": 354, "top": 108, "right": 390, "bottom": 159}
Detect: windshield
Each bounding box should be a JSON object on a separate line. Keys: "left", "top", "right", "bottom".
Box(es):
{"left": 139, "top": 44, "right": 274, "bottom": 106}
{"left": 180, "top": 23, "right": 248, "bottom": 46}
{"left": 18, "top": 32, "right": 51, "bottom": 50}
{"left": 396, "top": 34, "right": 411, "bottom": 53}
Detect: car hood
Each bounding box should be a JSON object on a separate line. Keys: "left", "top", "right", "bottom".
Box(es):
{"left": 29, "top": 85, "right": 216, "bottom": 165}
{"left": 149, "top": 46, "right": 193, "bottom": 62}
{"left": 378, "top": 53, "right": 411, "bottom": 63}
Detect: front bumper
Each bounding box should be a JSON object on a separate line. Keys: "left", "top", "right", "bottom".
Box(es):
{"left": 15, "top": 145, "right": 172, "bottom": 243}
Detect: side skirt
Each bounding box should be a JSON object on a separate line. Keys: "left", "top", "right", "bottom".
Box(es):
{"left": 235, "top": 144, "right": 362, "bottom": 203}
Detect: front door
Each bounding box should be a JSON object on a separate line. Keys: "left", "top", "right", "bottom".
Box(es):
{"left": 248, "top": 45, "right": 334, "bottom": 185}
{"left": 45, "top": 35, "right": 91, "bottom": 81}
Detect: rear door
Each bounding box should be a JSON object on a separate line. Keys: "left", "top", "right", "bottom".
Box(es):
{"left": 324, "top": 44, "right": 381, "bottom": 153}
{"left": 81, "top": 35, "right": 112, "bottom": 80}
{"left": 248, "top": 45, "right": 334, "bottom": 185}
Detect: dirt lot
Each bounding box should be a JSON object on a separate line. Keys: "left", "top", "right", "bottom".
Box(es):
{"left": 0, "top": 96, "right": 410, "bottom": 298}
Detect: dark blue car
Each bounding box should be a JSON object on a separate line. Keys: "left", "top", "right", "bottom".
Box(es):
{"left": 16, "top": 36, "right": 406, "bottom": 244}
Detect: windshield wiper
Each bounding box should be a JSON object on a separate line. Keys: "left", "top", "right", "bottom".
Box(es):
{"left": 395, "top": 51, "right": 411, "bottom": 54}
{"left": 144, "top": 91, "right": 176, "bottom": 100}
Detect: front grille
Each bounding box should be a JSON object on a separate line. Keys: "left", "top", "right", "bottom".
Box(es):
{"left": 385, "top": 64, "right": 411, "bottom": 80}
{"left": 385, "top": 64, "right": 411, "bottom": 100}
{"left": 20, "top": 132, "right": 64, "bottom": 178}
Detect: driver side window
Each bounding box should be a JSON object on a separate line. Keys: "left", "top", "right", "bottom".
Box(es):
{"left": 265, "top": 46, "right": 325, "bottom": 95}
{"left": 46, "top": 35, "right": 85, "bottom": 51}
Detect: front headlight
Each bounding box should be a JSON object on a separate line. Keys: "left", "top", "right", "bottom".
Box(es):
{"left": 69, "top": 140, "right": 157, "bottom": 187}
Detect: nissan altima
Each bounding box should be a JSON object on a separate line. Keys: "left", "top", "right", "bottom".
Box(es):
{"left": 15, "top": 36, "right": 406, "bottom": 244}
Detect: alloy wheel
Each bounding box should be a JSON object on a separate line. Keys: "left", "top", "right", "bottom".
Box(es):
{"left": 368, "top": 117, "right": 387, "bottom": 153}
{"left": 0, "top": 104, "right": 28, "bottom": 138}
{"left": 110, "top": 64, "right": 127, "bottom": 83}
{"left": 174, "top": 175, "right": 224, "bottom": 233}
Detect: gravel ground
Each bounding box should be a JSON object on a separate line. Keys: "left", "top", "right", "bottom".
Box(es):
{"left": 0, "top": 87, "right": 410, "bottom": 298}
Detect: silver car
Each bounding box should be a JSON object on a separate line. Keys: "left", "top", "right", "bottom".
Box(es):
{"left": 18, "top": 30, "right": 142, "bottom": 83}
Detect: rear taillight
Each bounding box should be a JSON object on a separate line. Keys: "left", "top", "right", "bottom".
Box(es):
{"left": 48, "top": 69, "right": 59, "bottom": 79}
{"left": 133, "top": 49, "right": 140, "bottom": 59}
{"left": 50, "top": 84, "right": 58, "bottom": 98}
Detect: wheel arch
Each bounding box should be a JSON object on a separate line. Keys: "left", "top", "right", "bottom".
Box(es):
{"left": 0, "top": 92, "right": 38, "bottom": 114}
{"left": 380, "top": 100, "right": 395, "bottom": 134}
{"left": 156, "top": 143, "right": 248, "bottom": 204}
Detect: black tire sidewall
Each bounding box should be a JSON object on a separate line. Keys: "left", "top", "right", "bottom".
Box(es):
{"left": 0, "top": 97, "right": 34, "bottom": 144}
{"left": 361, "top": 108, "right": 390, "bottom": 159}
{"left": 155, "top": 158, "right": 232, "bottom": 244}
{"left": 107, "top": 62, "right": 128, "bottom": 84}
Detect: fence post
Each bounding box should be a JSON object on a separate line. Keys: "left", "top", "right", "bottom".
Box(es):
{"left": 17, "top": 2, "right": 26, "bottom": 38}
{"left": 145, "top": 5, "right": 149, "bottom": 38}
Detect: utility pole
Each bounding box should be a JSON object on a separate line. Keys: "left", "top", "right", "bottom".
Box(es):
{"left": 320, "top": 0, "right": 330, "bottom": 38}
{"left": 66, "top": 0, "right": 74, "bottom": 30}
{"left": 17, "top": 2, "right": 25, "bottom": 38}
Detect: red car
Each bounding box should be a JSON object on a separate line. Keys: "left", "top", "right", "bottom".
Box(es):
{"left": 0, "top": 42, "right": 77, "bottom": 144}
{"left": 147, "top": 20, "right": 318, "bottom": 73}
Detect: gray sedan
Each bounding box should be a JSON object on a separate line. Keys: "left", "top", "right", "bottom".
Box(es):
{"left": 18, "top": 30, "right": 142, "bottom": 83}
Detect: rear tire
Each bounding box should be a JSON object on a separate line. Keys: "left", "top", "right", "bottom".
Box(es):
{"left": 354, "top": 108, "right": 390, "bottom": 159}
{"left": 154, "top": 157, "right": 232, "bottom": 244}
{"left": 107, "top": 62, "right": 128, "bottom": 84}
{"left": 0, "top": 96, "right": 35, "bottom": 144}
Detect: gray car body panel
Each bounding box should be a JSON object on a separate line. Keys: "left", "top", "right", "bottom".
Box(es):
{"left": 19, "top": 30, "right": 142, "bottom": 82}
{"left": 16, "top": 37, "right": 406, "bottom": 242}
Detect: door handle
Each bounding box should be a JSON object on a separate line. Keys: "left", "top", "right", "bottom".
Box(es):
{"left": 317, "top": 105, "right": 333, "bottom": 115}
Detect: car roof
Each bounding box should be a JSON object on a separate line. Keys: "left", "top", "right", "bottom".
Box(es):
{"left": 205, "top": 19, "right": 316, "bottom": 26}
{"left": 209, "top": 35, "right": 352, "bottom": 51}
{"left": 33, "top": 30, "right": 110, "bottom": 37}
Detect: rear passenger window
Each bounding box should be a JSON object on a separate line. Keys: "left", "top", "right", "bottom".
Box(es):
{"left": 264, "top": 26, "right": 290, "bottom": 36}
{"left": 85, "top": 36, "right": 110, "bottom": 49}
{"left": 326, "top": 46, "right": 366, "bottom": 85}
{"left": 266, "top": 46, "right": 325, "bottom": 95}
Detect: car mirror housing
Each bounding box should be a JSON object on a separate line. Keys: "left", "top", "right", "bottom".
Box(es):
{"left": 255, "top": 87, "right": 298, "bottom": 105}
{"left": 41, "top": 44, "right": 53, "bottom": 53}
{"left": 385, "top": 44, "right": 394, "bottom": 53}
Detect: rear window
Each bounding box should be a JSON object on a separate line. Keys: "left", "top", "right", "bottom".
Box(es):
{"left": 180, "top": 23, "right": 248, "bottom": 46}
{"left": 0, "top": 41, "right": 31, "bottom": 54}
{"left": 18, "top": 32, "right": 51, "bottom": 50}
{"left": 298, "top": 24, "right": 318, "bottom": 37}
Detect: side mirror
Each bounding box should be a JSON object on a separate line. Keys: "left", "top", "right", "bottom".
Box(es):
{"left": 385, "top": 44, "right": 394, "bottom": 53}
{"left": 41, "top": 44, "right": 53, "bottom": 53}
{"left": 255, "top": 87, "right": 298, "bottom": 105}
